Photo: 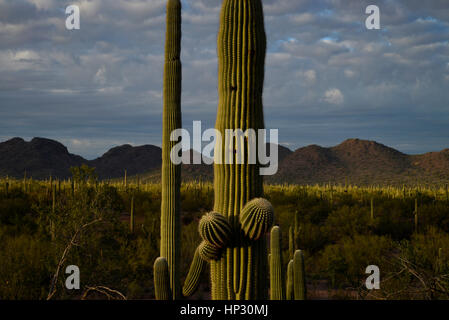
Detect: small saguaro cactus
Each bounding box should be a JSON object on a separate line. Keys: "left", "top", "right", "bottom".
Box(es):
{"left": 154, "top": 257, "right": 171, "bottom": 300}
{"left": 156, "top": 0, "right": 182, "bottom": 300}
{"left": 414, "top": 198, "right": 418, "bottom": 233}
{"left": 286, "top": 259, "right": 294, "bottom": 300}
{"left": 293, "top": 250, "right": 306, "bottom": 300}
{"left": 130, "top": 195, "right": 135, "bottom": 233}
{"left": 370, "top": 197, "right": 374, "bottom": 221}
{"left": 288, "top": 226, "right": 294, "bottom": 259}
{"left": 270, "top": 226, "right": 285, "bottom": 300}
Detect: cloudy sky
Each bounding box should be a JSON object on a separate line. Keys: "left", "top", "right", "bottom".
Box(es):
{"left": 0, "top": 0, "right": 448, "bottom": 159}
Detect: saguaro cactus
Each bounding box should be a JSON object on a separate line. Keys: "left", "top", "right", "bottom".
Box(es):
{"left": 270, "top": 226, "right": 285, "bottom": 300}
{"left": 293, "top": 250, "right": 306, "bottom": 300}
{"left": 157, "top": 0, "right": 182, "bottom": 300}
{"left": 154, "top": 257, "right": 171, "bottom": 300}
{"left": 209, "top": 0, "right": 268, "bottom": 300}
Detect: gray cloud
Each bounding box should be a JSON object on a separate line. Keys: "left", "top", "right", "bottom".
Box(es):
{"left": 0, "top": 0, "right": 448, "bottom": 159}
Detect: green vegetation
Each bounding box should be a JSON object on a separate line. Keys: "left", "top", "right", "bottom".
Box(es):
{"left": 2, "top": 171, "right": 449, "bottom": 299}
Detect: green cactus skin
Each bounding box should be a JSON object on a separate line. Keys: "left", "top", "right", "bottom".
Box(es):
{"left": 270, "top": 226, "right": 285, "bottom": 300}
{"left": 414, "top": 198, "right": 418, "bottom": 233}
{"left": 240, "top": 198, "right": 274, "bottom": 241}
{"left": 182, "top": 246, "right": 206, "bottom": 297}
{"left": 154, "top": 257, "right": 172, "bottom": 300}
{"left": 199, "top": 212, "right": 232, "bottom": 248}
{"left": 198, "top": 240, "right": 221, "bottom": 262}
{"left": 130, "top": 195, "right": 134, "bottom": 234}
{"left": 293, "top": 250, "right": 306, "bottom": 300}
{"left": 211, "top": 0, "right": 267, "bottom": 300}
{"left": 160, "top": 0, "right": 182, "bottom": 299}
{"left": 286, "top": 259, "right": 294, "bottom": 300}
{"left": 288, "top": 226, "right": 294, "bottom": 259}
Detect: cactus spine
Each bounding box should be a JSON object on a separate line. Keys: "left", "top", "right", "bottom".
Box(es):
{"left": 209, "top": 0, "right": 268, "bottom": 300}
{"left": 270, "top": 226, "right": 285, "bottom": 300}
{"left": 157, "top": 0, "right": 182, "bottom": 299}
{"left": 293, "top": 250, "right": 306, "bottom": 300}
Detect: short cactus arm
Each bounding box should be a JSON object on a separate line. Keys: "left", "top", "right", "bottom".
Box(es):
{"left": 154, "top": 257, "right": 171, "bottom": 300}
{"left": 182, "top": 246, "right": 207, "bottom": 297}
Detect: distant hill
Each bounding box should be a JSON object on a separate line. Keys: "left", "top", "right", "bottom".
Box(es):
{"left": 0, "top": 137, "right": 448, "bottom": 186}
{"left": 0, "top": 137, "right": 85, "bottom": 179}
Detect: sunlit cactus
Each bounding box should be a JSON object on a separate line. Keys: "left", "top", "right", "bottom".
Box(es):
{"left": 159, "top": 0, "right": 182, "bottom": 299}
{"left": 199, "top": 212, "right": 232, "bottom": 248}
{"left": 154, "top": 257, "right": 171, "bottom": 300}
{"left": 182, "top": 246, "right": 206, "bottom": 297}
{"left": 240, "top": 198, "right": 274, "bottom": 241}
{"left": 210, "top": 0, "right": 268, "bottom": 300}
{"left": 293, "top": 250, "right": 307, "bottom": 300}
{"left": 198, "top": 240, "right": 221, "bottom": 262}
{"left": 270, "top": 226, "right": 285, "bottom": 300}
{"left": 286, "top": 259, "right": 294, "bottom": 300}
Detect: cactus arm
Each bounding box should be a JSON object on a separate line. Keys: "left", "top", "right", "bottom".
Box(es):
{"left": 182, "top": 246, "right": 206, "bottom": 297}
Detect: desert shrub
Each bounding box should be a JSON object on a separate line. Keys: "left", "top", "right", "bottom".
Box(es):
{"left": 319, "top": 234, "right": 394, "bottom": 289}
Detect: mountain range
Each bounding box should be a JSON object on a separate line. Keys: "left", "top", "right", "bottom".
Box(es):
{"left": 0, "top": 137, "right": 448, "bottom": 186}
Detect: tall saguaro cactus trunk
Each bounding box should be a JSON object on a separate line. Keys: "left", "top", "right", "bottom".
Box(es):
{"left": 159, "top": 0, "right": 182, "bottom": 300}
{"left": 212, "top": 0, "right": 267, "bottom": 300}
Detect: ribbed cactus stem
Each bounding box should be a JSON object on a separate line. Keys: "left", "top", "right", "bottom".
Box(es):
{"left": 160, "top": 0, "right": 182, "bottom": 299}
{"left": 293, "top": 250, "right": 306, "bottom": 300}
{"left": 240, "top": 198, "right": 274, "bottom": 241}
{"left": 370, "top": 197, "right": 374, "bottom": 221}
{"left": 198, "top": 240, "right": 222, "bottom": 262}
{"left": 182, "top": 246, "right": 206, "bottom": 297}
{"left": 288, "top": 226, "right": 294, "bottom": 259}
{"left": 130, "top": 195, "right": 134, "bottom": 233}
{"left": 154, "top": 257, "right": 171, "bottom": 300}
{"left": 211, "top": 0, "right": 267, "bottom": 300}
{"left": 270, "top": 226, "right": 285, "bottom": 300}
{"left": 286, "top": 259, "right": 293, "bottom": 300}
{"left": 51, "top": 183, "right": 56, "bottom": 241}
{"left": 414, "top": 198, "right": 418, "bottom": 233}
{"left": 199, "top": 212, "right": 232, "bottom": 248}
